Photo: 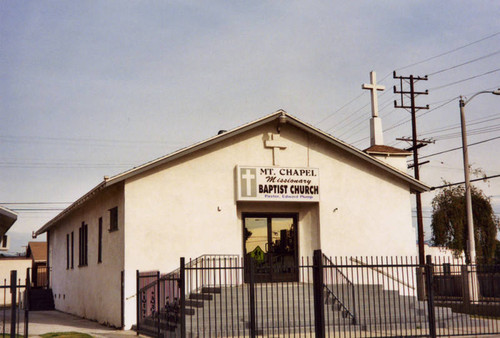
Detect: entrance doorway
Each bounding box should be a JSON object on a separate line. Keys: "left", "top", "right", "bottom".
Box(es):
{"left": 243, "top": 213, "right": 298, "bottom": 282}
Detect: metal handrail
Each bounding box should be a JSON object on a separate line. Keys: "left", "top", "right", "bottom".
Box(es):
{"left": 350, "top": 257, "right": 415, "bottom": 290}
{"left": 322, "top": 254, "right": 356, "bottom": 324}
{"left": 162, "top": 254, "right": 239, "bottom": 280}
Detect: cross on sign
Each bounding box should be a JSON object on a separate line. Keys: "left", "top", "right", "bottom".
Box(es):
{"left": 241, "top": 169, "right": 255, "bottom": 196}
{"left": 362, "top": 71, "right": 385, "bottom": 118}
{"left": 265, "top": 133, "right": 287, "bottom": 166}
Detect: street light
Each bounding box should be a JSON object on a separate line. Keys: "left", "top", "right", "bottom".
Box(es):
{"left": 459, "top": 89, "right": 500, "bottom": 265}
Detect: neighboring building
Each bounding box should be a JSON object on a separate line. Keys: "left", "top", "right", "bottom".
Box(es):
{"left": 0, "top": 206, "right": 17, "bottom": 251}
{"left": 0, "top": 206, "right": 31, "bottom": 305}
{"left": 0, "top": 255, "right": 32, "bottom": 305}
{"left": 27, "top": 242, "right": 48, "bottom": 287}
{"left": 35, "top": 111, "right": 429, "bottom": 329}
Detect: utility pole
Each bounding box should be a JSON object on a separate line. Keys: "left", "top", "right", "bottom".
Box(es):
{"left": 393, "top": 72, "right": 429, "bottom": 265}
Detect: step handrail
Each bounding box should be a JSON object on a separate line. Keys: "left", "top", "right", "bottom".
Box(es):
{"left": 322, "top": 254, "right": 356, "bottom": 324}
{"left": 349, "top": 257, "right": 415, "bottom": 290}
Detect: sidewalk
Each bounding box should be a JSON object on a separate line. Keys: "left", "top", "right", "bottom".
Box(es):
{"left": 21, "top": 310, "right": 142, "bottom": 337}
{"left": 13, "top": 310, "right": 500, "bottom": 337}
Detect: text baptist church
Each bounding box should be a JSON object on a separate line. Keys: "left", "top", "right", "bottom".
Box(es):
{"left": 34, "top": 74, "right": 429, "bottom": 329}
{"left": 243, "top": 167, "right": 319, "bottom": 199}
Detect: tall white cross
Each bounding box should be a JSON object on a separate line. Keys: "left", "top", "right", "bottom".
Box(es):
{"left": 241, "top": 169, "right": 255, "bottom": 196}
{"left": 265, "top": 133, "right": 287, "bottom": 166}
{"left": 362, "top": 71, "right": 385, "bottom": 118}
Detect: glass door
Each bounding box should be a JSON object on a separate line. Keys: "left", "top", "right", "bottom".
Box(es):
{"left": 243, "top": 213, "right": 298, "bottom": 283}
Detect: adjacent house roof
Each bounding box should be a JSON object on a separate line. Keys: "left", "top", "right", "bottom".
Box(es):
{"left": 0, "top": 206, "right": 17, "bottom": 238}
{"left": 36, "top": 110, "right": 430, "bottom": 236}
{"left": 27, "top": 242, "right": 47, "bottom": 263}
{"left": 364, "top": 145, "right": 412, "bottom": 156}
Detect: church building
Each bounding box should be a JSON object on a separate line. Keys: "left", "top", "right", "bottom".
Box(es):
{"left": 35, "top": 75, "right": 429, "bottom": 329}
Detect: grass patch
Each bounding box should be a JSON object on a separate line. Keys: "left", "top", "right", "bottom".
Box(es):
{"left": 41, "top": 333, "right": 93, "bottom": 338}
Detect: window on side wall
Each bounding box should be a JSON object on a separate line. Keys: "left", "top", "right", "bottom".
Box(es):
{"left": 98, "top": 217, "right": 102, "bottom": 263}
{"left": 78, "top": 222, "right": 88, "bottom": 267}
{"left": 109, "top": 207, "right": 118, "bottom": 232}
{"left": 71, "top": 231, "right": 74, "bottom": 269}
{"left": 66, "top": 234, "right": 69, "bottom": 270}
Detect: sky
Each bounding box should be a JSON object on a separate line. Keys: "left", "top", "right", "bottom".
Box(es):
{"left": 1, "top": 1, "right": 499, "bottom": 254}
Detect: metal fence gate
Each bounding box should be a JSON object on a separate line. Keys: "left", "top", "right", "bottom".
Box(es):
{"left": 136, "top": 251, "right": 500, "bottom": 337}
{"left": 0, "top": 270, "right": 29, "bottom": 337}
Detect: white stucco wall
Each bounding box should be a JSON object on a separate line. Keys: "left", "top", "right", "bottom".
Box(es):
{"left": 48, "top": 183, "right": 124, "bottom": 327}
{"left": 310, "top": 138, "right": 417, "bottom": 257}
{"left": 121, "top": 121, "right": 418, "bottom": 328}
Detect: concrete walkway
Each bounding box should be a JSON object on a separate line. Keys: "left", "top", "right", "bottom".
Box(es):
{"left": 7, "top": 310, "right": 142, "bottom": 337}
{"left": 4, "top": 310, "right": 498, "bottom": 337}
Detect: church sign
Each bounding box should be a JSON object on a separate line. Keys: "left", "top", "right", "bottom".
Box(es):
{"left": 236, "top": 166, "right": 320, "bottom": 202}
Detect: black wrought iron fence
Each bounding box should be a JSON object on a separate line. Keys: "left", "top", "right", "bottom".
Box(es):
{"left": 136, "top": 251, "right": 500, "bottom": 337}
{"left": 322, "top": 255, "right": 356, "bottom": 325}
{"left": 0, "top": 270, "right": 29, "bottom": 337}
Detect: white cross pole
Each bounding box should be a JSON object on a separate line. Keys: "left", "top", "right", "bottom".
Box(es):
{"left": 265, "top": 133, "right": 287, "bottom": 166}
{"left": 362, "top": 71, "right": 385, "bottom": 118}
{"left": 242, "top": 169, "right": 255, "bottom": 196}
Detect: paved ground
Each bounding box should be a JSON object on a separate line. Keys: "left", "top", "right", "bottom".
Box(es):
{"left": 2, "top": 310, "right": 498, "bottom": 337}
{"left": 2, "top": 310, "right": 142, "bottom": 337}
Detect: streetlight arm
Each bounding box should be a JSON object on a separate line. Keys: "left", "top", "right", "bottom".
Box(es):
{"left": 462, "top": 89, "right": 500, "bottom": 106}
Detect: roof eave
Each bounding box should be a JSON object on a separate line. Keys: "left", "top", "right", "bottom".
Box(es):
{"left": 105, "top": 111, "right": 286, "bottom": 186}
{"left": 282, "top": 115, "right": 430, "bottom": 193}
{"left": 35, "top": 181, "right": 107, "bottom": 236}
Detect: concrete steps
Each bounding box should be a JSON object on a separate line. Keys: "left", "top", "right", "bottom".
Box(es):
{"left": 139, "top": 283, "right": 437, "bottom": 336}
{"left": 184, "top": 283, "right": 431, "bottom": 335}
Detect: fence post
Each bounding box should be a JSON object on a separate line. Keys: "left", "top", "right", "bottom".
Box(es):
{"left": 136, "top": 270, "right": 140, "bottom": 335}
{"left": 25, "top": 267, "right": 30, "bottom": 337}
{"left": 461, "top": 265, "right": 470, "bottom": 305}
{"left": 248, "top": 257, "right": 256, "bottom": 338}
{"left": 10, "top": 270, "right": 17, "bottom": 337}
{"left": 313, "top": 250, "right": 325, "bottom": 338}
{"left": 425, "top": 255, "right": 436, "bottom": 338}
{"left": 156, "top": 271, "right": 160, "bottom": 338}
{"left": 180, "top": 257, "right": 186, "bottom": 338}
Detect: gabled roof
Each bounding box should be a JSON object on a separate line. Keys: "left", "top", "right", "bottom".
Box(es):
{"left": 36, "top": 110, "right": 429, "bottom": 235}
{"left": 27, "top": 241, "right": 47, "bottom": 262}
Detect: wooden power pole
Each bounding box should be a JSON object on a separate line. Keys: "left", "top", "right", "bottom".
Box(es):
{"left": 393, "top": 72, "right": 429, "bottom": 265}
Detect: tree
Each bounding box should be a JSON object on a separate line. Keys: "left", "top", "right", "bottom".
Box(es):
{"left": 430, "top": 183, "right": 499, "bottom": 263}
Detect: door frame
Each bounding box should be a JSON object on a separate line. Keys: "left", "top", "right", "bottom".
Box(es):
{"left": 242, "top": 212, "right": 299, "bottom": 283}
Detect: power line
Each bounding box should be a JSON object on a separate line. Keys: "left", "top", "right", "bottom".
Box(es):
{"left": 315, "top": 92, "right": 364, "bottom": 125}
{"left": 432, "top": 125, "right": 500, "bottom": 141}
{"left": 317, "top": 32, "right": 500, "bottom": 133}
{"left": 0, "top": 135, "right": 174, "bottom": 147}
{"left": 352, "top": 97, "right": 457, "bottom": 146}
{"left": 0, "top": 162, "right": 134, "bottom": 169}
{"left": 419, "top": 135, "right": 500, "bottom": 160}
{"left": 0, "top": 202, "right": 71, "bottom": 205}
{"left": 429, "top": 68, "right": 500, "bottom": 91}
{"left": 11, "top": 208, "right": 65, "bottom": 211}
{"left": 430, "top": 174, "right": 500, "bottom": 190}
{"left": 428, "top": 50, "right": 500, "bottom": 76}
{"left": 420, "top": 114, "right": 500, "bottom": 137}
{"left": 395, "top": 31, "right": 500, "bottom": 71}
